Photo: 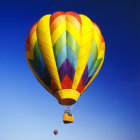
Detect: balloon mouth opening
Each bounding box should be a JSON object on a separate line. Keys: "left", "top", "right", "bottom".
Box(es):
{"left": 55, "top": 89, "right": 80, "bottom": 105}
{"left": 59, "top": 99, "right": 76, "bottom": 105}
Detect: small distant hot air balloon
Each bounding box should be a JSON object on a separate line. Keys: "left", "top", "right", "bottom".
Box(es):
{"left": 25, "top": 11, "right": 105, "bottom": 123}
{"left": 53, "top": 130, "right": 58, "bottom": 135}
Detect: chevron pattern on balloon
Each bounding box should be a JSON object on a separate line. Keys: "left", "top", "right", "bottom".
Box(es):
{"left": 50, "top": 12, "right": 82, "bottom": 89}
{"left": 76, "top": 30, "right": 105, "bottom": 93}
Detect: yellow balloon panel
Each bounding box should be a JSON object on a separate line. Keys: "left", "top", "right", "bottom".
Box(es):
{"left": 72, "top": 14, "right": 94, "bottom": 89}
{"left": 37, "top": 15, "right": 62, "bottom": 90}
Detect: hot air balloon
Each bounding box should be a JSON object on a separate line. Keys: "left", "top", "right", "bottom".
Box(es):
{"left": 53, "top": 130, "right": 58, "bottom": 135}
{"left": 25, "top": 11, "right": 105, "bottom": 123}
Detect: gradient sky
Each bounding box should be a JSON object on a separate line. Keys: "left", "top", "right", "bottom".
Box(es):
{"left": 0, "top": 0, "right": 140, "bottom": 140}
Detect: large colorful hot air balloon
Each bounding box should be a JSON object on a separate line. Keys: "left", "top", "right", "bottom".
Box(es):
{"left": 25, "top": 11, "right": 105, "bottom": 123}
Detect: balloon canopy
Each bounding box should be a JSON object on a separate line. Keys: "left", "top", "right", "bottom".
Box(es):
{"left": 25, "top": 11, "right": 105, "bottom": 106}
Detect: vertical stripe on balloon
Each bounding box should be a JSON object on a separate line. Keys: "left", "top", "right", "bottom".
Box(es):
{"left": 76, "top": 22, "right": 105, "bottom": 93}
{"left": 37, "top": 14, "right": 62, "bottom": 90}
{"left": 25, "top": 23, "right": 53, "bottom": 91}
{"left": 50, "top": 12, "right": 81, "bottom": 89}
{"left": 72, "top": 14, "right": 94, "bottom": 90}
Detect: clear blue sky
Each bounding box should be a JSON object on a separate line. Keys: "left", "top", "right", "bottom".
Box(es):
{"left": 0, "top": 0, "right": 140, "bottom": 140}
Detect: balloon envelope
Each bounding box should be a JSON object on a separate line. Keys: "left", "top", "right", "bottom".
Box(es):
{"left": 25, "top": 11, "right": 105, "bottom": 105}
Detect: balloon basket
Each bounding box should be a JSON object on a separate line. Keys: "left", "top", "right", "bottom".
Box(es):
{"left": 63, "top": 111, "right": 74, "bottom": 124}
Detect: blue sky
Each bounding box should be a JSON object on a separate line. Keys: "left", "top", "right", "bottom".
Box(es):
{"left": 0, "top": 0, "right": 140, "bottom": 140}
